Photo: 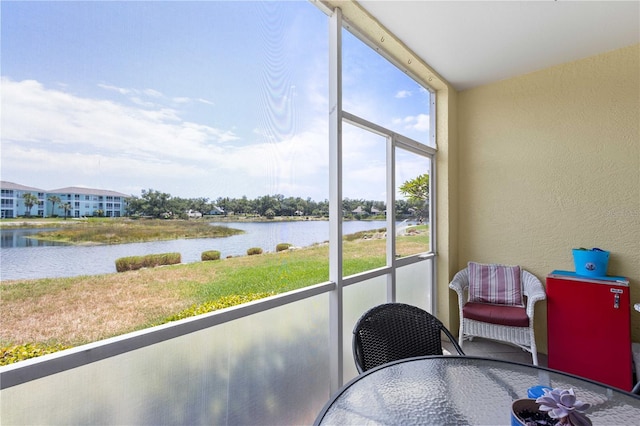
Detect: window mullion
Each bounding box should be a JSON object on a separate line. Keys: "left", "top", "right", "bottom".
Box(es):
{"left": 328, "top": 6, "right": 344, "bottom": 394}
{"left": 387, "top": 135, "right": 396, "bottom": 302}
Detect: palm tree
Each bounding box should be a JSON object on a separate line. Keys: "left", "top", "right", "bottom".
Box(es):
{"left": 22, "top": 193, "right": 39, "bottom": 217}
{"left": 59, "top": 203, "right": 72, "bottom": 220}
{"left": 48, "top": 195, "right": 61, "bottom": 217}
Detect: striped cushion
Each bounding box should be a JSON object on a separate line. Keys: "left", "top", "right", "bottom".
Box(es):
{"left": 468, "top": 262, "right": 523, "bottom": 306}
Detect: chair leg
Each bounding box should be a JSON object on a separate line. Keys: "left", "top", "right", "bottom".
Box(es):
{"left": 531, "top": 349, "right": 539, "bottom": 366}
{"left": 530, "top": 328, "right": 539, "bottom": 366}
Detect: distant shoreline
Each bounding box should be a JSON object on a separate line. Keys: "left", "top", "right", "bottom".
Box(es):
{"left": 205, "top": 215, "right": 328, "bottom": 223}
{"left": 0, "top": 214, "right": 391, "bottom": 228}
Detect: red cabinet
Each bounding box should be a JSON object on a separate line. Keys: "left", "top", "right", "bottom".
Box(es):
{"left": 547, "top": 271, "right": 632, "bottom": 391}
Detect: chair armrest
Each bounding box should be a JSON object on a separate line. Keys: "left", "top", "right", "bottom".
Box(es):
{"left": 522, "top": 270, "right": 546, "bottom": 319}
{"left": 449, "top": 268, "right": 469, "bottom": 308}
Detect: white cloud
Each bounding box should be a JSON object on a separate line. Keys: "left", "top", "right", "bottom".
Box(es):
{"left": 219, "top": 119, "right": 329, "bottom": 180}
{"left": 129, "top": 96, "right": 158, "bottom": 108}
{"left": 0, "top": 77, "right": 333, "bottom": 199}
{"left": 411, "top": 114, "right": 431, "bottom": 132}
{"left": 393, "top": 113, "right": 430, "bottom": 133}
{"left": 98, "top": 82, "right": 214, "bottom": 109}
{"left": 143, "top": 88, "right": 163, "bottom": 98}
{"left": 97, "top": 83, "right": 130, "bottom": 95}
{"left": 395, "top": 90, "right": 412, "bottom": 99}
{"left": 1, "top": 78, "right": 237, "bottom": 183}
{"left": 2, "top": 78, "right": 234, "bottom": 148}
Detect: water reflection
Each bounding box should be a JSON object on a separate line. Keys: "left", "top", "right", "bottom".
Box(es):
{"left": 1, "top": 228, "right": 69, "bottom": 248}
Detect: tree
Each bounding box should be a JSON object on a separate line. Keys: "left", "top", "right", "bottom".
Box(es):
{"left": 256, "top": 195, "right": 278, "bottom": 216}
{"left": 59, "top": 203, "right": 72, "bottom": 220}
{"left": 342, "top": 198, "right": 362, "bottom": 216}
{"left": 395, "top": 199, "right": 411, "bottom": 217}
{"left": 129, "top": 189, "right": 173, "bottom": 218}
{"left": 236, "top": 196, "right": 250, "bottom": 215}
{"left": 399, "top": 173, "right": 429, "bottom": 203}
{"left": 216, "top": 197, "right": 230, "bottom": 216}
{"left": 143, "top": 189, "right": 172, "bottom": 218}
{"left": 189, "top": 197, "right": 210, "bottom": 215}
{"left": 124, "top": 196, "right": 141, "bottom": 216}
{"left": 399, "top": 174, "right": 430, "bottom": 220}
{"left": 22, "top": 193, "right": 39, "bottom": 217}
{"left": 48, "top": 195, "right": 61, "bottom": 217}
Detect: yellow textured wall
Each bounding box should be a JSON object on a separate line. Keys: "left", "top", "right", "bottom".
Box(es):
{"left": 457, "top": 44, "right": 640, "bottom": 352}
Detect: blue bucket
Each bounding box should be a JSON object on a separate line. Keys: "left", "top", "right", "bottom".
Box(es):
{"left": 572, "top": 248, "right": 609, "bottom": 277}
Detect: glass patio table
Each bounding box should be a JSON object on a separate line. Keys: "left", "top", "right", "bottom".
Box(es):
{"left": 314, "top": 356, "right": 640, "bottom": 425}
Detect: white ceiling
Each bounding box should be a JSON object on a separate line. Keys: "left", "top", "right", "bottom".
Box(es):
{"left": 358, "top": 1, "right": 640, "bottom": 90}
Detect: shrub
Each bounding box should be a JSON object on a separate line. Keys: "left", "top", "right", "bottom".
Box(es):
{"left": 247, "top": 247, "right": 263, "bottom": 256}
{"left": 115, "top": 252, "right": 181, "bottom": 272}
{"left": 201, "top": 250, "right": 221, "bottom": 261}
{"left": 161, "top": 293, "right": 275, "bottom": 323}
{"left": 1, "top": 343, "right": 71, "bottom": 366}
{"left": 276, "top": 243, "right": 292, "bottom": 252}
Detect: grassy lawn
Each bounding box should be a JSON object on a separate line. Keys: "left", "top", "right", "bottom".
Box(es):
{"left": 0, "top": 226, "right": 428, "bottom": 364}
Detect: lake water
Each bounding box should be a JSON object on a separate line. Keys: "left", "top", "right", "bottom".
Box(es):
{"left": 0, "top": 220, "right": 395, "bottom": 281}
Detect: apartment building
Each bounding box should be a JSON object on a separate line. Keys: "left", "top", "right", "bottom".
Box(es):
{"left": 0, "top": 181, "right": 128, "bottom": 218}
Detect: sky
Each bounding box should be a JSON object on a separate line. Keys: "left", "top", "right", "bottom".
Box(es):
{"left": 1, "top": 0, "right": 432, "bottom": 203}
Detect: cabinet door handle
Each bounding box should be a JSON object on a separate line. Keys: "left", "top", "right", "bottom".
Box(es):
{"left": 614, "top": 293, "right": 620, "bottom": 309}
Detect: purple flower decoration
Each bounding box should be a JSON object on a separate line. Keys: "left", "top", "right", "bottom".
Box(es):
{"left": 536, "top": 388, "right": 592, "bottom": 426}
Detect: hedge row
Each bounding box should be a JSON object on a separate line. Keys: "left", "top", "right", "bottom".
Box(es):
{"left": 115, "top": 243, "right": 293, "bottom": 271}
{"left": 276, "top": 243, "right": 292, "bottom": 252}
{"left": 201, "top": 250, "right": 221, "bottom": 261}
{"left": 115, "top": 252, "right": 181, "bottom": 272}
{"left": 247, "top": 247, "right": 263, "bottom": 256}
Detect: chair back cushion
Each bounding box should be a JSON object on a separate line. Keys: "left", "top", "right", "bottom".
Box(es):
{"left": 468, "top": 262, "right": 524, "bottom": 306}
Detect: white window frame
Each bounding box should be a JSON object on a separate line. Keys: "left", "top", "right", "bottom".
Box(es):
{"left": 327, "top": 6, "right": 437, "bottom": 392}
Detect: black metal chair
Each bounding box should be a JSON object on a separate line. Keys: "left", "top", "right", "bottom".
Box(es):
{"left": 352, "top": 302, "right": 465, "bottom": 373}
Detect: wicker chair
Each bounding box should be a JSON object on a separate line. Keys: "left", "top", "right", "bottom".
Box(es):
{"left": 449, "top": 267, "right": 546, "bottom": 365}
{"left": 352, "top": 303, "right": 465, "bottom": 373}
